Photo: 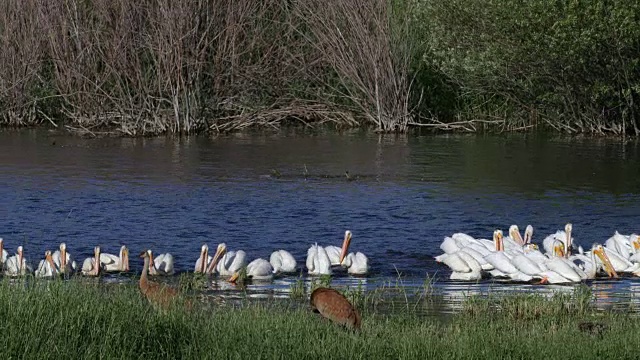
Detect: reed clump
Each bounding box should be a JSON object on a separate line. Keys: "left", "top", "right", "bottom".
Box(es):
{"left": 0, "top": 278, "right": 638, "bottom": 358}
{"left": 0, "top": 0, "right": 638, "bottom": 136}
{"left": 0, "top": 0, "right": 416, "bottom": 135}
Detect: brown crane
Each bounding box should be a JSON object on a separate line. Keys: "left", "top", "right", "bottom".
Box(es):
{"left": 139, "top": 250, "right": 180, "bottom": 309}
{"left": 310, "top": 287, "right": 361, "bottom": 331}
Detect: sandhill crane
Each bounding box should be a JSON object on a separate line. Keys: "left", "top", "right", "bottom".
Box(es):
{"left": 139, "top": 250, "right": 180, "bottom": 309}
{"left": 310, "top": 287, "right": 361, "bottom": 331}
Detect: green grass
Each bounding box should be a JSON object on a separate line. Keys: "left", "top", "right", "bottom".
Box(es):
{"left": 0, "top": 278, "right": 639, "bottom": 359}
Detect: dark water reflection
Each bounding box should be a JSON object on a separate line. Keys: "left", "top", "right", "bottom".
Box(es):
{"left": 1, "top": 129, "right": 640, "bottom": 314}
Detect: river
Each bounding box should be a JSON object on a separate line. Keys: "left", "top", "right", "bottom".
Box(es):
{"left": 1, "top": 129, "right": 640, "bottom": 314}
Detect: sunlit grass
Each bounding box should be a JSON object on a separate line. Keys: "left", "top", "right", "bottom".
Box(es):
{"left": 0, "top": 278, "right": 638, "bottom": 359}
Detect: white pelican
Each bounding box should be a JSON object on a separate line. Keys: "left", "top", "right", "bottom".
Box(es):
{"left": 602, "top": 247, "right": 640, "bottom": 273}
{"left": 35, "top": 251, "right": 59, "bottom": 278}
{"left": 503, "top": 225, "right": 525, "bottom": 250}
{"left": 81, "top": 246, "right": 102, "bottom": 276}
{"left": 484, "top": 230, "right": 535, "bottom": 282}
{"left": 52, "top": 243, "right": 77, "bottom": 274}
{"left": 0, "top": 238, "right": 8, "bottom": 267}
{"left": 571, "top": 244, "right": 618, "bottom": 279}
{"left": 207, "top": 243, "right": 247, "bottom": 276}
{"left": 434, "top": 236, "right": 463, "bottom": 262}
{"left": 306, "top": 243, "right": 332, "bottom": 275}
{"left": 194, "top": 244, "right": 213, "bottom": 273}
{"left": 435, "top": 236, "right": 493, "bottom": 271}
{"left": 325, "top": 230, "right": 354, "bottom": 266}
{"left": 447, "top": 233, "right": 474, "bottom": 249}
{"left": 605, "top": 232, "right": 640, "bottom": 262}
{"left": 334, "top": 230, "right": 369, "bottom": 274}
{"left": 523, "top": 225, "right": 533, "bottom": 244}
{"left": 437, "top": 232, "right": 492, "bottom": 257}
{"left": 442, "top": 251, "right": 482, "bottom": 281}
{"left": 543, "top": 223, "right": 573, "bottom": 258}
{"left": 542, "top": 240, "right": 584, "bottom": 283}
{"left": 147, "top": 250, "right": 175, "bottom": 276}
{"left": 4, "top": 246, "right": 32, "bottom": 276}
{"left": 630, "top": 236, "right": 640, "bottom": 263}
{"left": 244, "top": 258, "right": 275, "bottom": 281}
{"left": 522, "top": 243, "right": 549, "bottom": 267}
{"left": 100, "top": 245, "right": 130, "bottom": 272}
{"left": 340, "top": 252, "right": 369, "bottom": 275}
{"left": 270, "top": 250, "right": 297, "bottom": 274}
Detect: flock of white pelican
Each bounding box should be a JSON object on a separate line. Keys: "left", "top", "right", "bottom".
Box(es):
{"left": 0, "top": 230, "right": 369, "bottom": 280}
{"left": 435, "top": 223, "right": 639, "bottom": 284}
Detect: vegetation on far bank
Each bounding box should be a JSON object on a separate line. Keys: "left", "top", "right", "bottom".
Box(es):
{"left": 1, "top": 278, "right": 640, "bottom": 359}
{"left": 0, "top": 0, "right": 638, "bottom": 136}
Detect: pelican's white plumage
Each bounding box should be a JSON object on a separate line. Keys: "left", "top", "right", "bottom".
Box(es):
{"left": 35, "top": 251, "right": 58, "bottom": 278}
{"left": 545, "top": 257, "right": 582, "bottom": 282}
{"left": 483, "top": 230, "right": 534, "bottom": 282}
{"left": 341, "top": 252, "right": 368, "bottom": 275}
{"left": 147, "top": 250, "right": 175, "bottom": 276}
{"left": 246, "top": 258, "right": 274, "bottom": 280}
{"left": 603, "top": 247, "right": 640, "bottom": 273}
{"left": 0, "top": 238, "right": 8, "bottom": 267}
{"left": 306, "top": 243, "right": 332, "bottom": 275}
{"left": 4, "top": 246, "right": 32, "bottom": 276}
{"left": 100, "top": 245, "right": 130, "bottom": 272}
{"left": 81, "top": 246, "right": 102, "bottom": 276}
{"left": 523, "top": 225, "right": 534, "bottom": 244}
{"left": 325, "top": 230, "right": 357, "bottom": 266}
{"left": 443, "top": 252, "right": 482, "bottom": 281}
{"left": 571, "top": 244, "right": 618, "bottom": 279}
{"left": 194, "top": 244, "right": 213, "bottom": 273}
{"left": 52, "top": 243, "right": 77, "bottom": 274}
{"left": 503, "top": 225, "right": 525, "bottom": 250}
{"left": 605, "top": 232, "right": 632, "bottom": 258}
{"left": 210, "top": 243, "right": 247, "bottom": 276}
{"left": 459, "top": 246, "right": 492, "bottom": 270}
{"left": 543, "top": 223, "right": 573, "bottom": 258}
{"left": 270, "top": 250, "right": 297, "bottom": 273}
{"left": 510, "top": 254, "right": 546, "bottom": 276}
{"left": 325, "top": 246, "right": 342, "bottom": 266}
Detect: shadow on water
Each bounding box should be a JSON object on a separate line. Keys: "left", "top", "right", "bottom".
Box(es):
{"left": 2, "top": 129, "right": 640, "bottom": 316}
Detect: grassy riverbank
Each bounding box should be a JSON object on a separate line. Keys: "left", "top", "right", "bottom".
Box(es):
{"left": 0, "top": 279, "right": 638, "bottom": 358}
{"left": 1, "top": 0, "right": 638, "bottom": 136}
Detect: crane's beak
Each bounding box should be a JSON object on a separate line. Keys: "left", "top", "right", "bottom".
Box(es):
{"left": 594, "top": 248, "right": 618, "bottom": 278}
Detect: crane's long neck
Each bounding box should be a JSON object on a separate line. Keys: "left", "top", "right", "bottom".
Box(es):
{"left": 148, "top": 252, "right": 157, "bottom": 275}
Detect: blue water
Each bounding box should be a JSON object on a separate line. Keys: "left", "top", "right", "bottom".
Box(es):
{"left": 1, "top": 129, "right": 640, "bottom": 313}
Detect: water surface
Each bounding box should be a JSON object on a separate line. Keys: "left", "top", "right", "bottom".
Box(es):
{"left": 1, "top": 129, "right": 640, "bottom": 314}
